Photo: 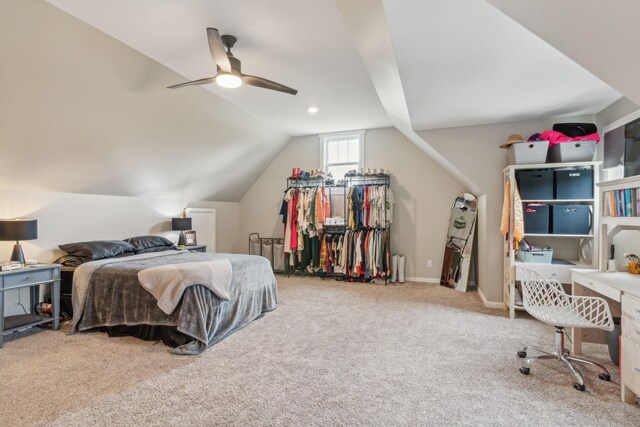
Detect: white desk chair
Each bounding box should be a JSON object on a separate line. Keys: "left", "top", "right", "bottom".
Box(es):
{"left": 516, "top": 266, "right": 614, "bottom": 391}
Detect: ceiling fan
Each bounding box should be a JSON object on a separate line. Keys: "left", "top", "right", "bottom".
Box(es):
{"left": 167, "top": 28, "right": 298, "bottom": 95}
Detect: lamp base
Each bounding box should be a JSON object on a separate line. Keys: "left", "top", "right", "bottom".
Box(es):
{"left": 11, "top": 243, "right": 25, "bottom": 264}
{"left": 177, "top": 231, "right": 186, "bottom": 247}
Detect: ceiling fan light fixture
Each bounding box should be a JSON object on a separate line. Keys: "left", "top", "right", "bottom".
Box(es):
{"left": 216, "top": 73, "right": 242, "bottom": 88}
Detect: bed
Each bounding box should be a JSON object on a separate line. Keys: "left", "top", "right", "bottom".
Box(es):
{"left": 59, "top": 239, "right": 277, "bottom": 355}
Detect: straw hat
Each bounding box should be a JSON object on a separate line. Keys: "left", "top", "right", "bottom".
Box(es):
{"left": 500, "top": 134, "right": 525, "bottom": 149}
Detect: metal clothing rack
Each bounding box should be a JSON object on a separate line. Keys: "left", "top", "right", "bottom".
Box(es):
{"left": 344, "top": 174, "right": 392, "bottom": 284}
{"left": 282, "top": 176, "right": 345, "bottom": 279}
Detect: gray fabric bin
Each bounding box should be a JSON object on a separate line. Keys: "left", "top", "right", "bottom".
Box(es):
{"left": 261, "top": 239, "right": 274, "bottom": 267}
{"left": 273, "top": 241, "right": 285, "bottom": 271}
{"left": 249, "top": 237, "right": 261, "bottom": 256}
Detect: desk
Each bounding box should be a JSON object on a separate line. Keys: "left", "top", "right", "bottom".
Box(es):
{"left": 571, "top": 268, "right": 640, "bottom": 404}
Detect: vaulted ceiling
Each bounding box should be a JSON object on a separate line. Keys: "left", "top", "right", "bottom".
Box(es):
{"left": 48, "top": 0, "right": 623, "bottom": 135}
{"left": 5, "top": 1, "right": 636, "bottom": 201}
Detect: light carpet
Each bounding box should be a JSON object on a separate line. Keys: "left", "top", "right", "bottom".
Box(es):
{"left": 0, "top": 276, "right": 638, "bottom": 426}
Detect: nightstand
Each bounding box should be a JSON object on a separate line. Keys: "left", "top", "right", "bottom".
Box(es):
{"left": 0, "top": 264, "right": 61, "bottom": 348}
{"left": 186, "top": 244, "right": 207, "bottom": 253}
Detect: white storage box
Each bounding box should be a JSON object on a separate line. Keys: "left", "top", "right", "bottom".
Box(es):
{"left": 517, "top": 249, "right": 553, "bottom": 264}
{"left": 547, "top": 140, "right": 596, "bottom": 163}
{"left": 507, "top": 140, "right": 549, "bottom": 165}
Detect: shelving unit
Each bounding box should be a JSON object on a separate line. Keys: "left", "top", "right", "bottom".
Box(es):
{"left": 503, "top": 161, "right": 601, "bottom": 319}
{"left": 597, "top": 175, "right": 640, "bottom": 270}
{"left": 592, "top": 175, "right": 640, "bottom": 403}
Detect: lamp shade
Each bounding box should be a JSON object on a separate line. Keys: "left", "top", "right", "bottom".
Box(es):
{"left": 171, "top": 217, "right": 192, "bottom": 231}
{"left": 0, "top": 218, "right": 38, "bottom": 241}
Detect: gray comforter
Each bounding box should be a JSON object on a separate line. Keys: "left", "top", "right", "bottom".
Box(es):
{"left": 71, "top": 251, "right": 277, "bottom": 354}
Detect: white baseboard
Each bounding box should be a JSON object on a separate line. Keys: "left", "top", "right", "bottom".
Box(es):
{"left": 405, "top": 276, "right": 439, "bottom": 284}
{"left": 478, "top": 287, "right": 504, "bottom": 309}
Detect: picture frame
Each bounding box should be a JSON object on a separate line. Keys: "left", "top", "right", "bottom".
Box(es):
{"left": 184, "top": 230, "right": 197, "bottom": 246}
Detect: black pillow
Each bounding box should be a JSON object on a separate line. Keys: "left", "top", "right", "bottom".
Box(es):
{"left": 125, "top": 235, "right": 176, "bottom": 253}
{"left": 134, "top": 246, "right": 177, "bottom": 254}
{"left": 58, "top": 240, "right": 136, "bottom": 262}
{"left": 52, "top": 254, "right": 84, "bottom": 267}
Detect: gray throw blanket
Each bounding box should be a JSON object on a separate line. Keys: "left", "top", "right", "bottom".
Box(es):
{"left": 137, "top": 259, "right": 232, "bottom": 314}
{"left": 71, "top": 251, "right": 277, "bottom": 354}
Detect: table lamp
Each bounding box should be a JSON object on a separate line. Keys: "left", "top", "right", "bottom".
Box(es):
{"left": 171, "top": 213, "right": 192, "bottom": 248}
{"left": 0, "top": 218, "right": 38, "bottom": 264}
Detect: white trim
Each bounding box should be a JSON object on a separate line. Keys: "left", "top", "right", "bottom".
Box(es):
{"left": 319, "top": 129, "right": 365, "bottom": 172}
{"left": 185, "top": 208, "right": 216, "bottom": 253}
{"left": 602, "top": 107, "right": 640, "bottom": 133}
{"left": 478, "top": 286, "right": 504, "bottom": 309}
{"left": 404, "top": 276, "right": 439, "bottom": 283}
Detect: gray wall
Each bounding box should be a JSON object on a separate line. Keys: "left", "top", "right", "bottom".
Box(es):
{"left": 418, "top": 114, "right": 597, "bottom": 303}
{"left": 0, "top": 189, "right": 240, "bottom": 316}
{"left": 0, "top": 0, "right": 288, "bottom": 202}
{"left": 239, "top": 127, "right": 464, "bottom": 280}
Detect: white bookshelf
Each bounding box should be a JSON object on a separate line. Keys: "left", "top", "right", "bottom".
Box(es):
{"left": 503, "top": 161, "right": 601, "bottom": 319}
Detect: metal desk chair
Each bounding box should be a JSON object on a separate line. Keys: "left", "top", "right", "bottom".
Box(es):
{"left": 516, "top": 266, "right": 614, "bottom": 391}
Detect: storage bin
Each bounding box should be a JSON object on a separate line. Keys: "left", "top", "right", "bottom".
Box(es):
{"left": 523, "top": 203, "right": 549, "bottom": 234}
{"left": 507, "top": 140, "right": 549, "bottom": 165}
{"left": 515, "top": 169, "right": 553, "bottom": 200}
{"left": 551, "top": 204, "right": 591, "bottom": 234}
{"left": 547, "top": 140, "right": 597, "bottom": 163}
{"left": 249, "top": 235, "right": 261, "bottom": 256}
{"left": 273, "top": 241, "right": 285, "bottom": 272}
{"left": 554, "top": 168, "right": 594, "bottom": 199}
{"left": 517, "top": 249, "right": 553, "bottom": 264}
{"left": 261, "top": 239, "right": 274, "bottom": 267}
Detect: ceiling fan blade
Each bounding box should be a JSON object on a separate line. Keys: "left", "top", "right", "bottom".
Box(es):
{"left": 167, "top": 76, "right": 216, "bottom": 89}
{"left": 242, "top": 75, "right": 298, "bottom": 95}
{"left": 207, "top": 28, "right": 231, "bottom": 73}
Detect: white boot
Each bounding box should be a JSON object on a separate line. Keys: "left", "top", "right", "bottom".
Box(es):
{"left": 398, "top": 255, "right": 405, "bottom": 283}
{"left": 391, "top": 255, "right": 398, "bottom": 282}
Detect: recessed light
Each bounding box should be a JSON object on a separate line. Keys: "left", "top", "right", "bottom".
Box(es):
{"left": 307, "top": 106, "right": 319, "bottom": 114}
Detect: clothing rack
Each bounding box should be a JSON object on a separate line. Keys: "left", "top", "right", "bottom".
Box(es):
{"left": 278, "top": 173, "right": 393, "bottom": 283}
{"left": 281, "top": 178, "right": 342, "bottom": 279}
{"left": 345, "top": 175, "right": 392, "bottom": 284}
{"left": 287, "top": 177, "right": 325, "bottom": 188}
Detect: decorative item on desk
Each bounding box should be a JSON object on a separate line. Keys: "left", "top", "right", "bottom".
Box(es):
{"left": 608, "top": 244, "right": 617, "bottom": 272}
{"left": 624, "top": 253, "right": 640, "bottom": 274}
{"left": 0, "top": 218, "right": 38, "bottom": 264}
{"left": 171, "top": 209, "right": 192, "bottom": 248}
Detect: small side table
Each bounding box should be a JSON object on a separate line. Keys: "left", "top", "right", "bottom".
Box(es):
{"left": 186, "top": 244, "right": 207, "bottom": 253}
{"left": 0, "top": 264, "right": 61, "bottom": 349}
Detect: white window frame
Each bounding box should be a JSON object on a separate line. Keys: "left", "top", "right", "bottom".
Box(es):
{"left": 319, "top": 130, "right": 365, "bottom": 174}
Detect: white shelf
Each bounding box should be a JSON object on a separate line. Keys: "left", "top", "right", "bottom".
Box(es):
{"left": 601, "top": 216, "right": 640, "bottom": 226}
{"left": 503, "top": 161, "right": 601, "bottom": 173}
{"left": 525, "top": 233, "right": 593, "bottom": 238}
{"left": 597, "top": 174, "right": 639, "bottom": 276}
{"left": 503, "top": 162, "right": 601, "bottom": 319}
{"left": 521, "top": 199, "right": 594, "bottom": 203}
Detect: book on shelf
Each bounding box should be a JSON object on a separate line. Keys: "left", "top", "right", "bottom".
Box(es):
{"left": 0, "top": 262, "right": 22, "bottom": 271}
{"left": 603, "top": 188, "right": 639, "bottom": 217}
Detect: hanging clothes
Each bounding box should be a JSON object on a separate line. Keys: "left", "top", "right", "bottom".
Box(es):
{"left": 500, "top": 180, "right": 524, "bottom": 242}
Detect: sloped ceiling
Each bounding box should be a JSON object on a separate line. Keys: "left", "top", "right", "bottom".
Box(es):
{"left": 46, "top": 0, "right": 391, "bottom": 136}
{"left": 485, "top": 0, "right": 640, "bottom": 107}
{"left": 383, "top": 0, "right": 621, "bottom": 131}
{"left": 4, "top": 0, "right": 633, "bottom": 202}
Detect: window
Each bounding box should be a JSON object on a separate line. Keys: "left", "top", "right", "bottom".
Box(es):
{"left": 320, "top": 130, "right": 365, "bottom": 179}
